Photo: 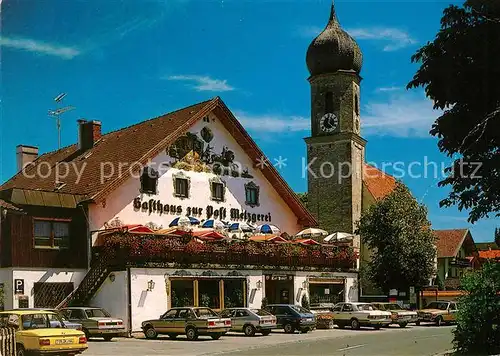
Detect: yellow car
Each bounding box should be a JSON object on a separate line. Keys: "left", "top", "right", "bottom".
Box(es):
{"left": 0, "top": 310, "right": 88, "bottom": 356}
{"left": 416, "top": 301, "right": 458, "bottom": 326}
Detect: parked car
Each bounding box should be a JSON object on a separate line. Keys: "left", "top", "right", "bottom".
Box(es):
{"left": 266, "top": 304, "right": 316, "bottom": 334}
{"left": 220, "top": 308, "right": 276, "bottom": 336}
{"left": 17, "top": 308, "right": 83, "bottom": 330}
{"left": 331, "top": 302, "right": 392, "bottom": 330}
{"left": 0, "top": 309, "right": 88, "bottom": 356}
{"left": 370, "top": 303, "right": 418, "bottom": 328}
{"left": 416, "top": 301, "right": 458, "bottom": 326}
{"left": 60, "top": 307, "right": 125, "bottom": 341}
{"left": 309, "top": 307, "right": 335, "bottom": 329}
{"left": 141, "top": 307, "right": 232, "bottom": 340}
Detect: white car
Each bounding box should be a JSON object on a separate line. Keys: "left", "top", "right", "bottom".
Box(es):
{"left": 331, "top": 302, "right": 392, "bottom": 330}
{"left": 371, "top": 303, "right": 418, "bottom": 328}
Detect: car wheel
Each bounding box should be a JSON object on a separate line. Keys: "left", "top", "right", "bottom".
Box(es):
{"left": 83, "top": 328, "right": 90, "bottom": 340}
{"left": 16, "top": 345, "right": 25, "bottom": 356}
{"left": 327, "top": 320, "right": 335, "bottom": 329}
{"left": 283, "top": 323, "right": 295, "bottom": 334}
{"left": 168, "top": 334, "right": 178, "bottom": 339}
{"left": 211, "top": 333, "right": 222, "bottom": 340}
{"left": 186, "top": 327, "right": 198, "bottom": 341}
{"left": 244, "top": 324, "right": 256, "bottom": 337}
{"left": 435, "top": 316, "right": 443, "bottom": 327}
{"left": 261, "top": 330, "right": 271, "bottom": 336}
{"left": 350, "top": 318, "right": 360, "bottom": 330}
{"left": 415, "top": 321, "right": 421, "bottom": 326}
{"left": 144, "top": 326, "right": 158, "bottom": 339}
{"left": 399, "top": 322, "right": 408, "bottom": 328}
{"left": 103, "top": 336, "right": 113, "bottom": 341}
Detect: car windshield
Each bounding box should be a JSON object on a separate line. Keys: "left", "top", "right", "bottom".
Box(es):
{"left": 386, "top": 304, "right": 402, "bottom": 310}
{"left": 194, "top": 308, "right": 218, "bottom": 318}
{"left": 85, "top": 309, "right": 111, "bottom": 318}
{"left": 251, "top": 309, "right": 272, "bottom": 316}
{"left": 356, "top": 304, "right": 378, "bottom": 311}
{"left": 426, "top": 302, "right": 449, "bottom": 310}
{"left": 290, "top": 305, "right": 310, "bottom": 314}
{"left": 21, "top": 313, "right": 64, "bottom": 329}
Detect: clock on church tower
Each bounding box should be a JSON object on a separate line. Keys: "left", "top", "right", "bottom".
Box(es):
{"left": 304, "top": 2, "right": 366, "bottom": 235}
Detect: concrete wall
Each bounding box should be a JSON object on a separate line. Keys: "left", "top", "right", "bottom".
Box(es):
{"left": 88, "top": 112, "right": 303, "bottom": 244}
{"left": 90, "top": 271, "right": 129, "bottom": 330}
{"left": 10, "top": 269, "right": 86, "bottom": 308}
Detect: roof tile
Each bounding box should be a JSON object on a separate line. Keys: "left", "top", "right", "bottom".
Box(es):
{"left": 363, "top": 164, "right": 397, "bottom": 200}
{"left": 435, "top": 229, "right": 469, "bottom": 258}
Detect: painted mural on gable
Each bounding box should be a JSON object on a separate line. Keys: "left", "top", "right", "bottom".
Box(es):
{"left": 166, "top": 120, "right": 254, "bottom": 178}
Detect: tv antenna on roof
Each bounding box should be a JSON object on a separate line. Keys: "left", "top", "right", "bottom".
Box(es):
{"left": 48, "top": 93, "right": 75, "bottom": 149}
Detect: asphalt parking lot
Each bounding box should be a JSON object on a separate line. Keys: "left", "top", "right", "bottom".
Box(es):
{"left": 83, "top": 325, "right": 455, "bottom": 356}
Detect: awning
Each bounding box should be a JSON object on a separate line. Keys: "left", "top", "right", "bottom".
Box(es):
{"left": 94, "top": 224, "right": 154, "bottom": 246}
{"left": 248, "top": 235, "right": 288, "bottom": 243}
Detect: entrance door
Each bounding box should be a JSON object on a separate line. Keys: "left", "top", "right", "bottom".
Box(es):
{"left": 264, "top": 276, "right": 294, "bottom": 304}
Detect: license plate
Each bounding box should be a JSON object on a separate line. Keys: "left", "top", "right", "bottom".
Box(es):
{"left": 55, "top": 339, "right": 73, "bottom": 345}
{"left": 306, "top": 318, "right": 313, "bottom": 322}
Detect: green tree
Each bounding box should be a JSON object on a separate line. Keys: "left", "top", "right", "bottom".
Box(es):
{"left": 357, "top": 183, "right": 437, "bottom": 294}
{"left": 407, "top": 0, "right": 500, "bottom": 223}
{"left": 453, "top": 262, "right": 500, "bottom": 355}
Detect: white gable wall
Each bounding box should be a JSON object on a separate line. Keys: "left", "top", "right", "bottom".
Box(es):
{"left": 88, "top": 112, "right": 302, "bottom": 243}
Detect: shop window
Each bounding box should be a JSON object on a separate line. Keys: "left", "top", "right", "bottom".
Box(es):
{"left": 140, "top": 167, "right": 158, "bottom": 194}
{"left": 245, "top": 182, "right": 260, "bottom": 207}
{"left": 171, "top": 280, "right": 194, "bottom": 307}
{"left": 223, "top": 280, "right": 245, "bottom": 308}
{"left": 34, "top": 219, "right": 70, "bottom": 249}
{"left": 211, "top": 182, "right": 225, "bottom": 201}
{"left": 174, "top": 178, "right": 189, "bottom": 198}
{"left": 198, "top": 280, "right": 220, "bottom": 309}
{"left": 309, "top": 283, "right": 344, "bottom": 305}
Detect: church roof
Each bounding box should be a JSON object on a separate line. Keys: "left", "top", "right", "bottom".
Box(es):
{"left": 363, "top": 164, "right": 397, "bottom": 200}
{"left": 0, "top": 97, "right": 317, "bottom": 227}
{"left": 306, "top": 2, "right": 363, "bottom": 76}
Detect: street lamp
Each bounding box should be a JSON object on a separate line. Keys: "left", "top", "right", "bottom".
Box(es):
{"left": 256, "top": 280, "right": 262, "bottom": 290}
{"left": 302, "top": 280, "right": 309, "bottom": 289}
{"left": 147, "top": 280, "right": 155, "bottom": 292}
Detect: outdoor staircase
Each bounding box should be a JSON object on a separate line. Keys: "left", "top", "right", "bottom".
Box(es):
{"left": 56, "top": 251, "right": 115, "bottom": 309}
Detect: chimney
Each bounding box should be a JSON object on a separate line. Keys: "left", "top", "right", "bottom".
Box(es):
{"left": 16, "top": 145, "right": 39, "bottom": 171}
{"left": 78, "top": 119, "right": 102, "bottom": 151}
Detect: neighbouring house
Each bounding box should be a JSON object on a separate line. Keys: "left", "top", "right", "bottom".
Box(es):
{"left": 434, "top": 229, "right": 481, "bottom": 290}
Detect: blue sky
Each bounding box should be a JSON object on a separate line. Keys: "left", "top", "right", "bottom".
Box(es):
{"left": 1, "top": 0, "right": 498, "bottom": 241}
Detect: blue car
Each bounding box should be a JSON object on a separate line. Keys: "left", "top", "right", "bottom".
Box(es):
{"left": 266, "top": 304, "right": 316, "bottom": 333}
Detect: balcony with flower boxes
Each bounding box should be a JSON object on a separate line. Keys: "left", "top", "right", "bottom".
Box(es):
{"left": 97, "top": 232, "right": 358, "bottom": 272}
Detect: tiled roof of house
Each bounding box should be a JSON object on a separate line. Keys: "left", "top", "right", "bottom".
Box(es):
{"left": 479, "top": 249, "right": 500, "bottom": 260}
{"left": 0, "top": 97, "right": 317, "bottom": 227}
{"left": 0, "top": 198, "right": 22, "bottom": 211}
{"left": 363, "top": 164, "right": 397, "bottom": 200}
{"left": 435, "top": 229, "right": 469, "bottom": 258}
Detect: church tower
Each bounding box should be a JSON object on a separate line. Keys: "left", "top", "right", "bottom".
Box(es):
{"left": 304, "top": 2, "right": 366, "bottom": 234}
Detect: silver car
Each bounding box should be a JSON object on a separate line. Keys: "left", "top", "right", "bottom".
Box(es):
{"left": 220, "top": 308, "right": 277, "bottom": 336}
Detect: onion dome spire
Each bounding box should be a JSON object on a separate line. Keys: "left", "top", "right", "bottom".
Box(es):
{"left": 306, "top": 1, "right": 363, "bottom": 76}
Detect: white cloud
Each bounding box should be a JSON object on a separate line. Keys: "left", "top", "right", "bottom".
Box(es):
{"left": 166, "top": 75, "right": 235, "bottom": 92}
{"left": 362, "top": 92, "right": 442, "bottom": 138}
{"left": 0, "top": 36, "right": 80, "bottom": 59}
{"left": 235, "top": 111, "right": 309, "bottom": 133}
{"left": 376, "top": 86, "right": 402, "bottom": 92}
{"left": 297, "top": 26, "right": 322, "bottom": 39}
{"left": 346, "top": 27, "right": 417, "bottom": 51}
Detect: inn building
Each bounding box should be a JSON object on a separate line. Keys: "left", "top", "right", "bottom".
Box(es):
{"left": 0, "top": 3, "right": 397, "bottom": 331}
